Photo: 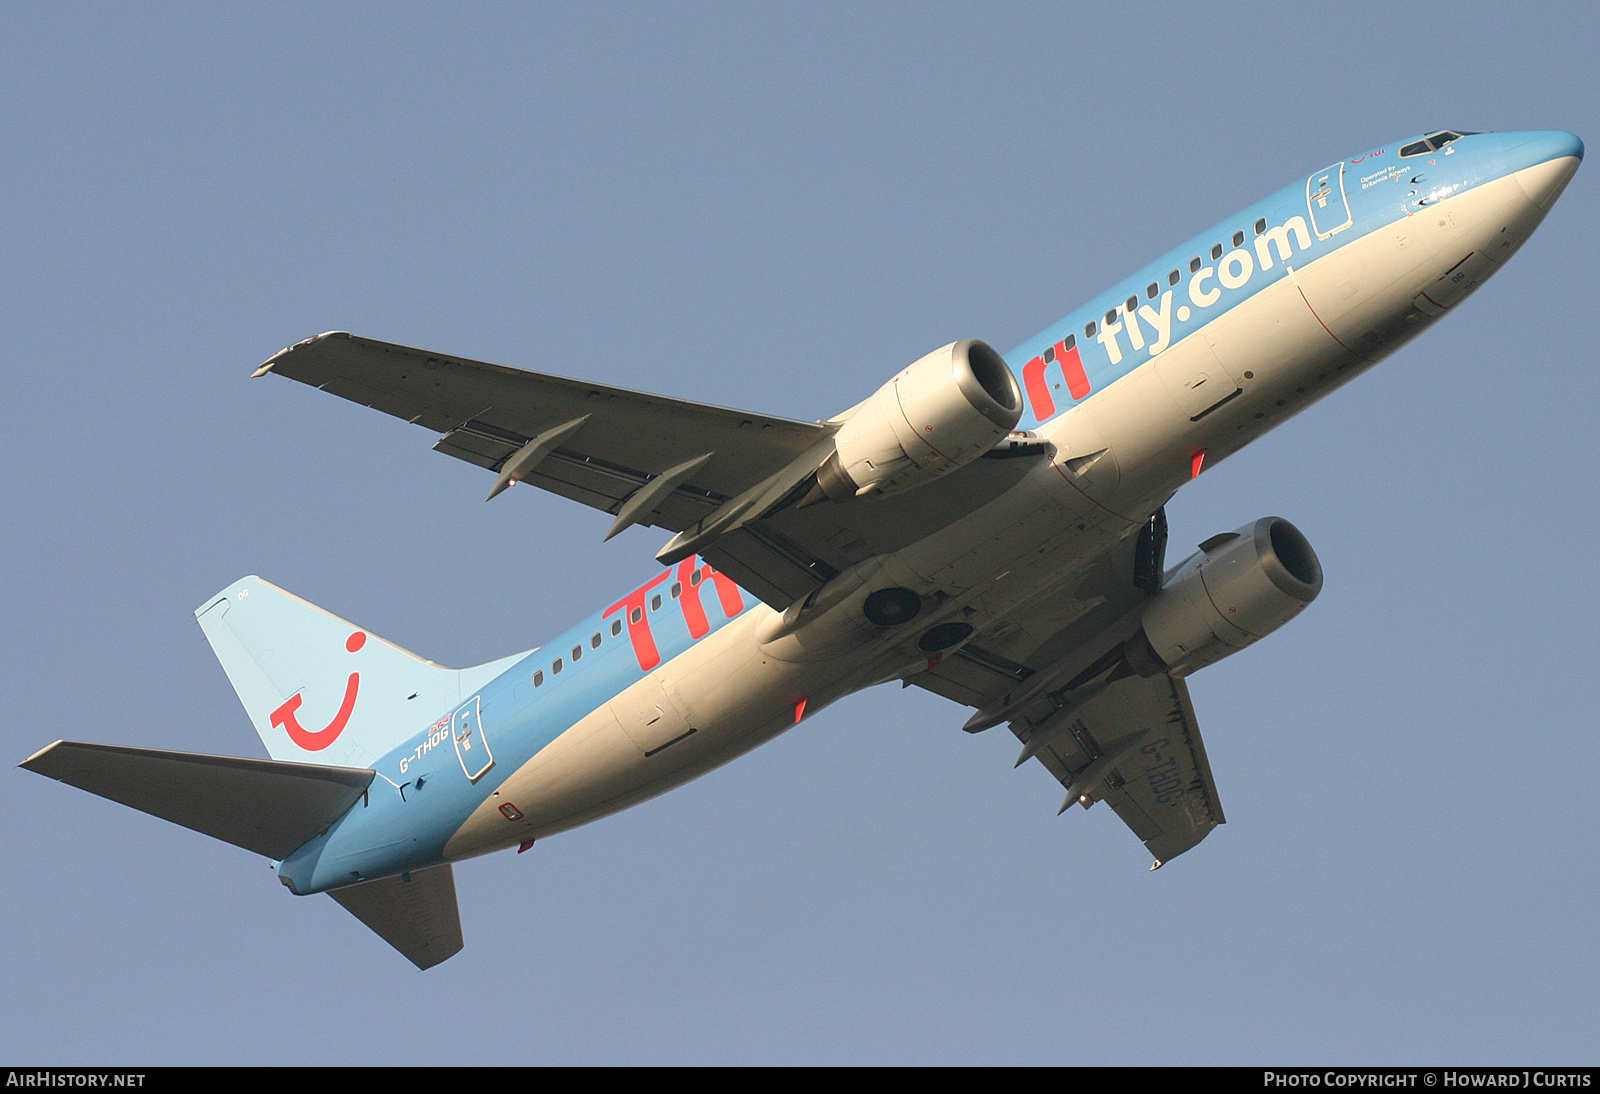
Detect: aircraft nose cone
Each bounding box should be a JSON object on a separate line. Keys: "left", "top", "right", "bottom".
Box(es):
{"left": 1503, "top": 130, "right": 1583, "bottom": 209}
{"left": 1504, "top": 129, "right": 1584, "bottom": 167}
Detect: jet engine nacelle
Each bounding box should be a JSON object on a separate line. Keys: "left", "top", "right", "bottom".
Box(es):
{"left": 818, "top": 339, "right": 1023, "bottom": 500}
{"left": 1127, "top": 517, "right": 1323, "bottom": 678}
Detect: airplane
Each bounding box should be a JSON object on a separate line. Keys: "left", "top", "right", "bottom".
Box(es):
{"left": 22, "top": 128, "right": 1582, "bottom": 970}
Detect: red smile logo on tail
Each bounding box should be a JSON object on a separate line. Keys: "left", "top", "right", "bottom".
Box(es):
{"left": 269, "top": 631, "right": 365, "bottom": 751}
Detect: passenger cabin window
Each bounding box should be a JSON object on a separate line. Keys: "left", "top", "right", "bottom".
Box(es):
{"left": 591, "top": 633, "right": 602, "bottom": 648}
{"left": 1189, "top": 257, "right": 1202, "bottom": 273}
{"left": 1254, "top": 218, "right": 1267, "bottom": 235}
{"left": 670, "top": 583, "right": 681, "bottom": 598}
{"left": 533, "top": 670, "right": 544, "bottom": 687}
{"left": 1085, "top": 320, "right": 1097, "bottom": 337}
{"left": 552, "top": 658, "right": 563, "bottom": 675}
{"left": 651, "top": 594, "right": 662, "bottom": 611}
{"left": 1168, "top": 269, "right": 1180, "bottom": 286}
{"left": 1232, "top": 230, "right": 1244, "bottom": 247}
{"left": 689, "top": 570, "right": 702, "bottom": 586}
{"left": 630, "top": 608, "right": 642, "bottom": 624}
{"left": 611, "top": 619, "right": 623, "bottom": 636}
{"left": 1063, "top": 333, "right": 1075, "bottom": 350}
{"left": 1104, "top": 309, "right": 1117, "bottom": 325}
{"left": 571, "top": 645, "right": 582, "bottom": 661}
{"left": 1146, "top": 282, "right": 1158, "bottom": 299}
{"left": 1210, "top": 243, "right": 1223, "bottom": 260}
{"left": 1124, "top": 295, "right": 1137, "bottom": 312}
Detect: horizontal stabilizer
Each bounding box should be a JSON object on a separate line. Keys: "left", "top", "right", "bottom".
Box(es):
{"left": 20, "top": 741, "right": 374, "bottom": 860}
{"left": 328, "top": 864, "right": 463, "bottom": 970}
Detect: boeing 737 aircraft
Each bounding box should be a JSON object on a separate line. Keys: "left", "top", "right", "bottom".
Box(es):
{"left": 23, "top": 129, "right": 1582, "bottom": 969}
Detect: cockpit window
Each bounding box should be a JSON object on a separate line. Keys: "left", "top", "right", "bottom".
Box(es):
{"left": 1403, "top": 131, "right": 1475, "bottom": 157}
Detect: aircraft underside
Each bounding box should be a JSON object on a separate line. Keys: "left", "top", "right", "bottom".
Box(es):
{"left": 21, "top": 130, "right": 1582, "bottom": 968}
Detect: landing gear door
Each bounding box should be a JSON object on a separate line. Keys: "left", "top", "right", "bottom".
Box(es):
{"left": 452, "top": 696, "right": 495, "bottom": 782}
{"left": 1306, "top": 162, "right": 1352, "bottom": 239}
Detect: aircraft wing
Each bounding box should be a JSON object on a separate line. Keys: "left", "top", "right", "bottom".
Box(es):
{"left": 905, "top": 514, "right": 1226, "bottom": 866}
{"left": 258, "top": 332, "right": 1048, "bottom": 609}
{"left": 258, "top": 331, "right": 831, "bottom": 533}
{"left": 1021, "top": 671, "right": 1224, "bottom": 867}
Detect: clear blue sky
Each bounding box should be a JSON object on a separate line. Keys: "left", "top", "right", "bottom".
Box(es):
{"left": 3, "top": 1, "right": 1595, "bottom": 1065}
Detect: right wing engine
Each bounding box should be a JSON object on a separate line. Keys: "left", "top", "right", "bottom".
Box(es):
{"left": 908, "top": 512, "right": 1323, "bottom": 867}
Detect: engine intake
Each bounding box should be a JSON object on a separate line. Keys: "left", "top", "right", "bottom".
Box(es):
{"left": 818, "top": 339, "right": 1022, "bottom": 500}
{"left": 1126, "top": 517, "right": 1323, "bottom": 678}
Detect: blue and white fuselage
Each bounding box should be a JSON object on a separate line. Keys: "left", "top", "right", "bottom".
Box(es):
{"left": 23, "top": 129, "right": 1581, "bottom": 967}
{"left": 268, "top": 128, "right": 1582, "bottom": 895}
{"left": 268, "top": 565, "right": 755, "bottom": 893}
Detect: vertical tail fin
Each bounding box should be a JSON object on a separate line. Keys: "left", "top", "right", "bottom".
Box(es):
{"left": 196, "top": 576, "right": 524, "bottom": 769}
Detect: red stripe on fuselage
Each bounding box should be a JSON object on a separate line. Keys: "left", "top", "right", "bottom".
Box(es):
{"left": 604, "top": 560, "right": 745, "bottom": 673}
{"left": 708, "top": 568, "right": 743, "bottom": 616}
{"left": 1022, "top": 341, "right": 1090, "bottom": 421}
{"left": 677, "top": 558, "right": 711, "bottom": 639}
{"left": 605, "top": 572, "right": 671, "bottom": 671}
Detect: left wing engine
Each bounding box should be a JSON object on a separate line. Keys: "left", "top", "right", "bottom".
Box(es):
{"left": 810, "top": 339, "right": 1023, "bottom": 502}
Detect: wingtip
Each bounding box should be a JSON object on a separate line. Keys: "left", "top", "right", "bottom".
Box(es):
{"left": 254, "top": 331, "right": 354, "bottom": 377}
{"left": 19, "top": 740, "right": 65, "bottom": 770}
